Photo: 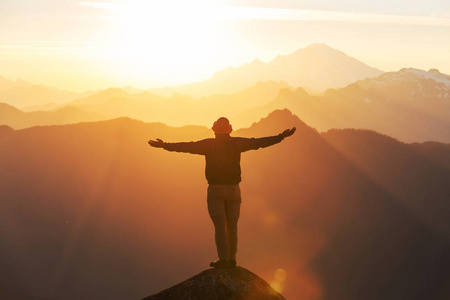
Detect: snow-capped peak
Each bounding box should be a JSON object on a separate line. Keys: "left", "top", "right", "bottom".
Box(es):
{"left": 364, "top": 68, "right": 450, "bottom": 90}
{"left": 395, "top": 68, "right": 450, "bottom": 88}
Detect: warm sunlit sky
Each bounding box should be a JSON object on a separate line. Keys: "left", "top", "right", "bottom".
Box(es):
{"left": 1, "top": 0, "right": 449, "bottom": 92}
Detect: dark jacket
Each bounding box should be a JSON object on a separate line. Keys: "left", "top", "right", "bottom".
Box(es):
{"left": 163, "top": 133, "right": 284, "bottom": 184}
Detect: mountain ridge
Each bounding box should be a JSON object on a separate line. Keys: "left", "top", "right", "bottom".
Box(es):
{"left": 0, "top": 81, "right": 292, "bottom": 129}
{"left": 0, "top": 75, "right": 95, "bottom": 110}
{"left": 149, "top": 44, "right": 383, "bottom": 97}
{"left": 2, "top": 66, "right": 450, "bottom": 142}
{"left": 0, "top": 102, "right": 110, "bottom": 129}
{"left": 233, "top": 68, "right": 450, "bottom": 142}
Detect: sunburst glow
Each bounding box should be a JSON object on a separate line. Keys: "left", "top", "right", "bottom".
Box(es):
{"left": 121, "top": 1, "right": 220, "bottom": 61}
{"left": 98, "top": 0, "right": 230, "bottom": 84}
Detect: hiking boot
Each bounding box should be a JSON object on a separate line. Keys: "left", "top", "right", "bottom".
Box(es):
{"left": 210, "top": 259, "right": 230, "bottom": 269}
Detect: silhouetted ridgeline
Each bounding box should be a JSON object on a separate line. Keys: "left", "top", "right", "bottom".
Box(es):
{"left": 234, "top": 68, "right": 450, "bottom": 142}
{"left": 148, "top": 44, "right": 382, "bottom": 97}
{"left": 0, "top": 109, "right": 449, "bottom": 300}
{"left": 143, "top": 267, "right": 285, "bottom": 300}
{"left": 0, "top": 102, "right": 110, "bottom": 129}
{"left": 0, "top": 81, "right": 290, "bottom": 130}
{"left": 2, "top": 67, "right": 449, "bottom": 143}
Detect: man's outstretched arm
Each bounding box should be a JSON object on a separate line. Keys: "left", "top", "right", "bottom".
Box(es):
{"left": 148, "top": 138, "right": 210, "bottom": 155}
{"left": 240, "top": 127, "right": 296, "bottom": 152}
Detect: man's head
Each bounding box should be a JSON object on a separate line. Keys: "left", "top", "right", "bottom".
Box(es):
{"left": 212, "top": 117, "right": 232, "bottom": 135}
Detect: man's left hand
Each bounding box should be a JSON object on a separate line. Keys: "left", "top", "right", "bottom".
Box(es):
{"left": 148, "top": 139, "right": 165, "bottom": 148}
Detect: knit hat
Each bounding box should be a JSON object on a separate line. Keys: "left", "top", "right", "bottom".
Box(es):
{"left": 212, "top": 117, "right": 233, "bottom": 134}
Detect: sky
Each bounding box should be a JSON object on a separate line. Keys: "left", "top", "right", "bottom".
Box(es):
{"left": 1, "top": 0, "right": 449, "bottom": 92}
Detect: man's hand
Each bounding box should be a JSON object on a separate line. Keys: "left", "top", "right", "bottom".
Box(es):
{"left": 281, "top": 127, "right": 296, "bottom": 138}
{"left": 148, "top": 138, "right": 165, "bottom": 148}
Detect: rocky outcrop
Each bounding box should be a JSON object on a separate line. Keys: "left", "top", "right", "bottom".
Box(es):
{"left": 143, "top": 267, "right": 286, "bottom": 300}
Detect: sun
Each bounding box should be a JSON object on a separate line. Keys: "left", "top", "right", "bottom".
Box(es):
{"left": 109, "top": 0, "right": 226, "bottom": 82}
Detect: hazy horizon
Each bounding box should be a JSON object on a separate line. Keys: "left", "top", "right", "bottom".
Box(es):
{"left": 1, "top": 0, "right": 449, "bottom": 92}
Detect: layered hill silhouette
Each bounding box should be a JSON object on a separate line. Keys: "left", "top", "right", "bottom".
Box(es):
{"left": 1, "top": 110, "right": 449, "bottom": 300}
{"left": 235, "top": 68, "right": 450, "bottom": 142}
{"left": 149, "top": 44, "right": 383, "bottom": 97}
{"left": 143, "top": 267, "right": 285, "bottom": 300}
{"left": 0, "top": 44, "right": 380, "bottom": 114}
{"left": 0, "top": 75, "right": 93, "bottom": 110}
{"left": 2, "top": 65, "right": 449, "bottom": 142}
{"left": 0, "top": 102, "right": 109, "bottom": 129}
{"left": 0, "top": 81, "right": 291, "bottom": 129}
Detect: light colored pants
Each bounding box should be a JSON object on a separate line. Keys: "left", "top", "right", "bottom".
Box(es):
{"left": 207, "top": 184, "right": 241, "bottom": 261}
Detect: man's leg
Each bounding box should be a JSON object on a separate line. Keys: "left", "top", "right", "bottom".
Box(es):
{"left": 207, "top": 185, "right": 229, "bottom": 261}
{"left": 225, "top": 185, "right": 241, "bottom": 262}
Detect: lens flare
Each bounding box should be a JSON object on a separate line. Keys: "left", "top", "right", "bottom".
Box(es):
{"left": 270, "top": 281, "right": 283, "bottom": 293}
{"left": 270, "top": 268, "right": 287, "bottom": 293}
{"left": 274, "top": 268, "right": 287, "bottom": 282}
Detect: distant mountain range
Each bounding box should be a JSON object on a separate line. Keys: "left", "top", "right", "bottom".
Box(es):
{"left": 1, "top": 44, "right": 449, "bottom": 142}
{"left": 0, "top": 81, "right": 291, "bottom": 129}
{"left": 0, "top": 102, "right": 109, "bottom": 129}
{"left": 2, "top": 68, "right": 449, "bottom": 142}
{"left": 0, "top": 75, "right": 95, "bottom": 110}
{"left": 234, "top": 68, "right": 450, "bottom": 142}
{"left": 149, "top": 43, "right": 383, "bottom": 97}
{"left": 1, "top": 110, "right": 449, "bottom": 300}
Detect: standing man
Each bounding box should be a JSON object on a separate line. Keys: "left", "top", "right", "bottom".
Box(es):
{"left": 148, "top": 117, "right": 296, "bottom": 268}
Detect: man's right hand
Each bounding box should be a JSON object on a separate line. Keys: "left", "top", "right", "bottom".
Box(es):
{"left": 148, "top": 139, "right": 165, "bottom": 148}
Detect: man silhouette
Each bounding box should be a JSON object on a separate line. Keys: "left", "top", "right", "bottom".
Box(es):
{"left": 148, "top": 117, "right": 296, "bottom": 268}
